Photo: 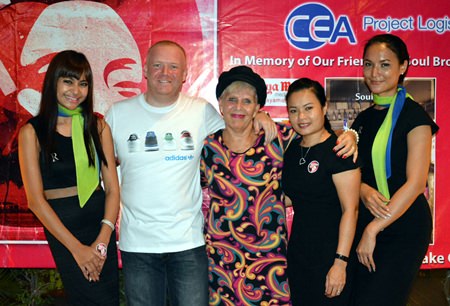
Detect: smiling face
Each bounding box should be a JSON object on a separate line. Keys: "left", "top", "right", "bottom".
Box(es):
{"left": 144, "top": 42, "right": 187, "bottom": 106}
{"left": 56, "top": 75, "right": 88, "bottom": 110}
{"left": 363, "top": 43, "right": 408, "bottom": 97}
{"left": 287, "top": 88, "right": 327, "bottom": 142}
{"left": 219, "top": 82, "right": 260, "bottom": 133}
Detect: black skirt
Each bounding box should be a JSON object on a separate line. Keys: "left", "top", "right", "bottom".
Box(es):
{"left": 45, "top": 189, "right": 119, "bottom": 306}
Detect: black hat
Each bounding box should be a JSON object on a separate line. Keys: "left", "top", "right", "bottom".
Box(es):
{"left": 216, "top": 66, "right": 267, "bottom": 107}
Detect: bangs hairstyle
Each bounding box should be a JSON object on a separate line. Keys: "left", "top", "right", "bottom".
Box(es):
{"left": 220, "top": 81, "right": 258, "bottom": 102}
{"left": 37, "top": 50, "right": 107, "bottom": 167}
{"left": 40, "top": 50, "right": 94, "bottom": 117}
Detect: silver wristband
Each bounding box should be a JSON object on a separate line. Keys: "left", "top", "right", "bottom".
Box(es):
{"left": 101, "top": 218, "right": 115, "bottom": 231}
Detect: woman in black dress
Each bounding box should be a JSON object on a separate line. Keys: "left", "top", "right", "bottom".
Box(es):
{"left": 282, "top": 78, "right": 360, "bottom": 305}
{"left": 351, "top": 34, "right": 439, "bottom": 306}
{"left": 18, "top": 50, "right": 120, "bottom": 305}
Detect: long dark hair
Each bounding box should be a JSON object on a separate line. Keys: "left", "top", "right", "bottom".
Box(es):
{"left": 37, "top": 50, "right": 107, "bottom": 167}
{"left": 285, "top": 78, "right": 332, "bottom": 131}
{"left": 363, "top": 34, "right": 410, "bottom": 84}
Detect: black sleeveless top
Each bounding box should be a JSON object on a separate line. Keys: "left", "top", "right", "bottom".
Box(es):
{"left": 28, "top": 116, "right": 77, "bottom": 189}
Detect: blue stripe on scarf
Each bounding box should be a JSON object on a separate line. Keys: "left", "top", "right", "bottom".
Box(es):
{"left": 386, "top": 86, "right": 406, "bottom": 178}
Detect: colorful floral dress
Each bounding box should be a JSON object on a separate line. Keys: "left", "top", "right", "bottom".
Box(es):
{"left": 200, "top": 124, "right": 296, "bottom": 306}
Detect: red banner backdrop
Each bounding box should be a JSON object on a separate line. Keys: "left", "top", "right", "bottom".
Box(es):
{"left": 1, "top": 0, "right": 449, "bottom": 268}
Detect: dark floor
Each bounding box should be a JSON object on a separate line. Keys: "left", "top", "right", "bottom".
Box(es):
{"left": 47, "top": 269, "right": 450, "bottom": 306}
{"left": 408, "top": 269, "right": 449, "bottom": 306}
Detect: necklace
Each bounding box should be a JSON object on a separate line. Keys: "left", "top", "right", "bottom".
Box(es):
{"left": 299, "top": 145, "right": 311, "bottom": 165}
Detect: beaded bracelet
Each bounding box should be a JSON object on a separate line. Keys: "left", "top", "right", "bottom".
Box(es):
{"left": 101, "top": 218, "right": 115, "bottom": 231}
{"left": 344, "top": 128, "right": 359, "bottom": 144}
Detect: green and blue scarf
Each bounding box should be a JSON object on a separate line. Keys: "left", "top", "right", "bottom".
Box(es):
{"left": 58, "top": 104, "right": 99, "bottom": 208}
{"left": 372, "top": 86, "right": 411, "bottom": 200}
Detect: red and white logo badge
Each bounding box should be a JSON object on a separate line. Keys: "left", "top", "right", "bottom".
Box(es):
{"left": 307, "top": 160, "right": 319, "bottom": 173}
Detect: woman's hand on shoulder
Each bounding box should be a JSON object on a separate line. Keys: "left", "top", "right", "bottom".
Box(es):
{"left": 253, "top": 111, "right": 277, "bottom": 145}
{"left": 334, "top": 130, "right": 358, "bottom": 162}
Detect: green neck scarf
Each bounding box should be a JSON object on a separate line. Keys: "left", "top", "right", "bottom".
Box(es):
{"left": 58, "top": 104, "right": 99, "bottom": 208}
{"left": 371, "top": 86, "right": 410, "bottom": 200}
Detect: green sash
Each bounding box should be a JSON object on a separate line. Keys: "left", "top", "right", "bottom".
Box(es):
{"left": 371, "top": 86, "right": 410, "bottom": 200}
{"left": 58, "top": 104, "right": 99, "bottom": 207}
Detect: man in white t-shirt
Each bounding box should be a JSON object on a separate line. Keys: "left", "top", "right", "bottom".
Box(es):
{"left": 106, "top": 40, "right": 276, "bottom": 306}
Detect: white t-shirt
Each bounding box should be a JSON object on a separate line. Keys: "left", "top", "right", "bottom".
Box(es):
{"left": 106, "top": 93, "right": 224, "bottom": 253}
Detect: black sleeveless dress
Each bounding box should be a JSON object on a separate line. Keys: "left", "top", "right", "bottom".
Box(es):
{"left": 350, "top": 99, "right": 439, "bottom": 306}
{"left": 29, "top": 116, "right": 119, "bottom": 306}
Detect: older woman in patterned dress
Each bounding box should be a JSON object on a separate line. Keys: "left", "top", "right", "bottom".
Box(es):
{"left": 200, "top": 66, "right": 293, "bottom": 305}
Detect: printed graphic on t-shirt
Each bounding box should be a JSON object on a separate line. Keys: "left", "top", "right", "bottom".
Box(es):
{"left": 144, "top": 131, "right": 159, "bottom": 151}
{"left": 308, "top": 161, "right": 319, "bottom": 173}
{"left": 127, "top": 133, "right": 140, "bottom": 153}
{"left": 50, "top": 152, "right": 59, "bottom": 162}
{"left": 163, "top": 132, "right": 177, "bottom": 151}
{"left": 126, "top": 130, "right": 195, "bottom": 153}
{"left": 180, "top": 130, "right": 194, "bottom": 150}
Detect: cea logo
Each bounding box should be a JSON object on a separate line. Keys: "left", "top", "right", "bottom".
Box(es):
{"left": 285, "top": 3, "right": 356, "bottom": 51}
